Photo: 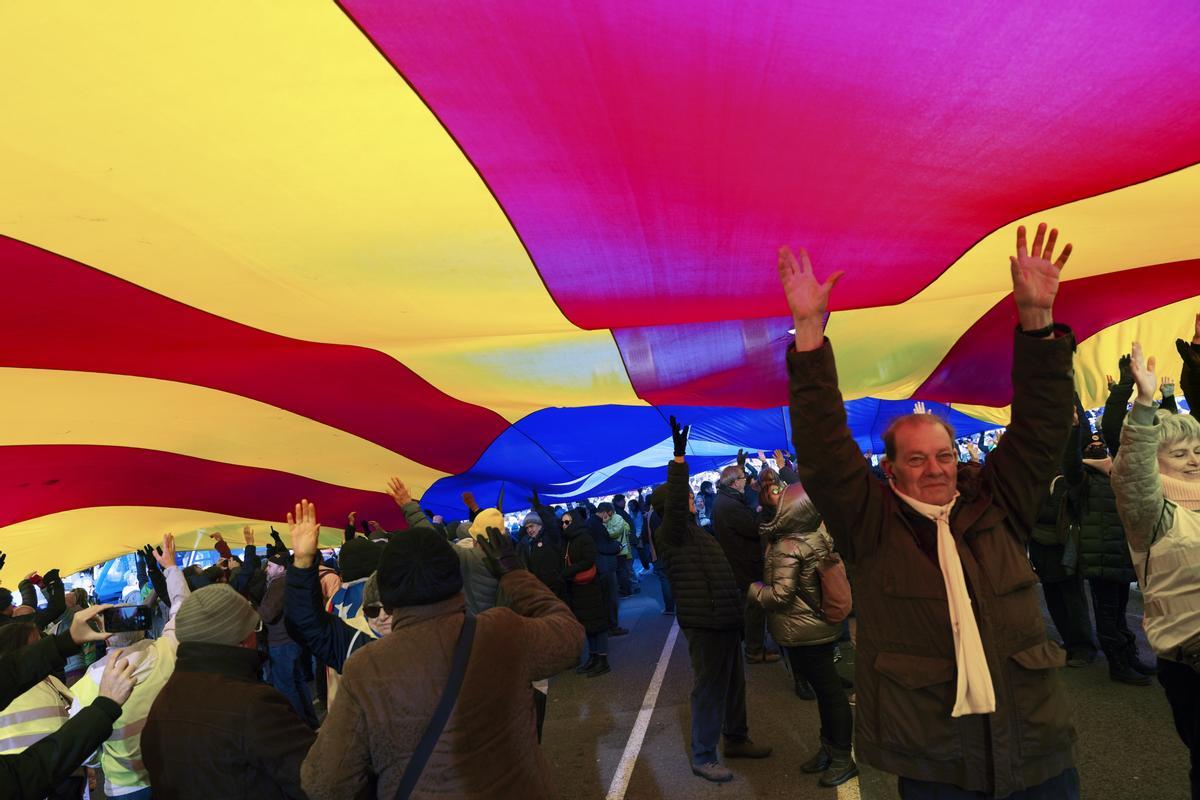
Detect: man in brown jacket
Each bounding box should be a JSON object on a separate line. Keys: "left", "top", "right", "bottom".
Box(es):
{"left": 142, "top": 583, "right": 316, "bottom": 799}
{"left": 778, "top": 224, "right": 1079, "bottom": 799}
{"left": 301, "top": 515, "right": 584, "bottom": 799}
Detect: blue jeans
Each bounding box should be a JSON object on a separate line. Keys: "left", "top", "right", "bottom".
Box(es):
{"left": 269, "top": 641, "right": 317, "bottom": 728}
{"left": 898, "top": 767, "right": 1080, "bottom": 799}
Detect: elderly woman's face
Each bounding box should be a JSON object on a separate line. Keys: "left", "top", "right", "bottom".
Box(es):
{"left": 1159, "top": 437, "right": 1200, "bottom": 482}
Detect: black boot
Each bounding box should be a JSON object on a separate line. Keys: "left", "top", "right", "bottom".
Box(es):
{"left": 800, "top": 740, "right": 831, "bottom": 774}
{"left": 1108, "top": 652, "right": 1153, "bottom": 686}
{"left": 1124, "top": 638, "right": 1157, "bottom": 676}
{"left": 818, "top": 746, "right": 859, "bottom": 787}
{"left": 575, "top": 654, "right": 598, "bottom": 674}
{"left": 586, "top": 654, "right": 611, "bottom": 677}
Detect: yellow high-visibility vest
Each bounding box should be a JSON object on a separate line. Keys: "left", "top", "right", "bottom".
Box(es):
{"left": 0, "top": 677, "right": 71, "bottom": 754}
{"left": 71, "top": 636, "right": 176, "bottom": 794}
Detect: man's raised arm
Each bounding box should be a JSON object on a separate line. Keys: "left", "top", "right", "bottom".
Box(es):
{"left": 778, "top": 245, "right": 883, "bottom": 562}
{"left": 982, "top": 223, "right": 1076, "bottom": 535}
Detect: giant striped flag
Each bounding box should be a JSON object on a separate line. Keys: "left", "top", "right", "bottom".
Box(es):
{"left": 2, "top": 2, "right": 1199, "bottom": 579}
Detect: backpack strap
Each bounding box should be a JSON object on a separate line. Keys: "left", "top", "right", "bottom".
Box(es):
{"left": 395, "top": 614, "right": 477, "bottom": 800}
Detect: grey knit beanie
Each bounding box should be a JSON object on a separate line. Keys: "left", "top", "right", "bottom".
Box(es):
{"left": 174, "top": 584, "right": 261, "bottom": 646}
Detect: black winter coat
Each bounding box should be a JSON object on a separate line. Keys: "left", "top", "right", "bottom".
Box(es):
{"left": 713, "top": 486, "right": 763, "bottom": 589}
{"left": 653, "top": 461, "right": 743, "bottom": 632}
{"left": 586, "top": 516, "right": 620, "bottom": 574}
{"left": 520, "top": 535, "right": 565, "bottom": 597}
{"left": 562, "top": 522, "right": 607, "bottom": 634}
{"left": 1072, "top": 466, "right": 1134, "bottom": 583}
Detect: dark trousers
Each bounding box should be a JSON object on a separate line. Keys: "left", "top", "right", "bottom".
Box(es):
{"left": 898, "top": 767, "right": 1080, "bottom": 799}
{"left": 743, "top": 594, "right": 767, "bottom": 656}
{"left": 784, "top": 642, "right": 852, "bottom": 748}
{"left": 637, "top": 542, "right": 652, "bottom": 570}
{"left": 1159, "top": 657, "right": 1200, "bottom": 799}
{"left": 601, "top": 571, "right": 620, "bottom": 630}
{"left": 587, "top": 629, "right": 609, "bottom": 655}
{"left": 1041, "top": 575, "right": 1096, "bottom": 658}
{"left": 269, "top": 641, "right": 318, "bottom": 728}
{"left": 684, "top": 628, "right": 749, "bottom": 766}
{"left": 1088, "top": 577, "right": 1135, "bottom": 663}
{"left": 657, "top": 564, "right": 676, "bottom": 612}
{"left": 617, "top": 555, "right": 634, "bottom": 595}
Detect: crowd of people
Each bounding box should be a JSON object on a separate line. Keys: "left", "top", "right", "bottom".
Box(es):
{"left": 1, "top": 223, "right": 1199, "bottom": 798}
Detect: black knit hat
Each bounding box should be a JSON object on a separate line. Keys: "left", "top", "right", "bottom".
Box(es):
{"left": 377, "top": 527, "right": 464, "bottom": 609}
{"left": 339, "top": 537, "right": 385, "bottom": 582}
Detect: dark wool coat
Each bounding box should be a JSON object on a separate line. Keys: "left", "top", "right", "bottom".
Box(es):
{"left": 787, "top": 329, "right": 1078, "bottom": 798}
{"left": 143, "top": 643, "right": 316, "bottom": 799}
{"left": 713, "top": 486, "right": 763, "bottom": 589}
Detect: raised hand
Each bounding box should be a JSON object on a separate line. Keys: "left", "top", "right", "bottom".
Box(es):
{"left": 386, "top": 477, "right": 413, "bottom": 507}
{"left": 1117, "top": 354, "right": 1133, "bottom": 386}
{"left": 287, "top": 498, "right": 320, "bottom": 569}
{"left": 242, "top": 525, "right": 255, "bottom": 547}
{"left": 737, "top": 449, "right": 747, "bottom": 469}
{"left": 154, "top": 534, "right": 176, "bottom": 569}
{"left": 367, "top": 520, "right": 383, "bottom": 536}
{"left": 1106, "top": 373, "right": 1115, "bottom": 391}
{"left": 347, "top": 510, "right": 356, "bottom": 527}
{"left": 774, "top": 449, "right": 786, "bottom": 470}
{"left": 1130, "top": 342, "right": 1157, "bottom": 406}
{"left": 669, "top": 415, "right": 690, "bottom": 459}
{"left": 462, "top": 491, "right": 478, "bottom": 512}
{"left": 913, "top": 401, "right": 928, "bottom": 415}
{"left": 1010, "top": 223, "right": 1072, "bottom": 331}
{"left": 1162, "top": 376, "right": 1176, "bottom": 397}
{"left": 778, "top": 246, "right": 843, "bottom": 351}
{"left": 478, "top": 526, "right": 521, "bottom": 578}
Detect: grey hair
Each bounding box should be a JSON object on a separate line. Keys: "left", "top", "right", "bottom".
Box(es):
{"left": 1157, "top": 409, "right": 1200, "bottom": 451}
{"left": 718, "top": 465, "right": 744, "bottom": 487}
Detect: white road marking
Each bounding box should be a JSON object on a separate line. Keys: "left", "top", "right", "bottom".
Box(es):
{"left": 605, "top": 621, "right": 680, "bottom": 800}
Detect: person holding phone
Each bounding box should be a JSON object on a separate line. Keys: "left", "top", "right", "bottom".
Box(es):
{"left": 69, "top": 534, "right": 190, "bottom": 800}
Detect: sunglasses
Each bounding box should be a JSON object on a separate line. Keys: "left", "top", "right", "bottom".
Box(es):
{"left": 364, "top": 604, "right": 383, "bottom": 620}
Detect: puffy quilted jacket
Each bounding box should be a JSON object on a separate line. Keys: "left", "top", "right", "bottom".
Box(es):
{"left": 751, "top": 528, "right": 841, "bottom": 647}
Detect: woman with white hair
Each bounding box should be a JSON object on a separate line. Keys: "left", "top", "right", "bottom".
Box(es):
{"left": 1112, "top": 341, "right": 1200, "bottom": 797}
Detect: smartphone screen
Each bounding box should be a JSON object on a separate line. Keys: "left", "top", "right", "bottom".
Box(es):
{"left": 102, "top": 605, "right": 152, "bottom": 633}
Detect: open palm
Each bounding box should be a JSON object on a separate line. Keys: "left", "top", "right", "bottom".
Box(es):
{"left": 287, "top": 498, "right": 320, "bottom": 561}
{"left": 1010, "top": 223, "right": 1071, "bottom": 311}
{"left": 778, "top": 246, "right": 843, "bottom": 322}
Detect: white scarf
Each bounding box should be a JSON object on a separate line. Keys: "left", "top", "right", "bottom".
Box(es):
{"left": 892, "top": 487, "right": 996, "bottom": 717}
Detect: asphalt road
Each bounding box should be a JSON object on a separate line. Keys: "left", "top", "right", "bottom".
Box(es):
{"left": 541, "top": 571, "right": 1189, "bottom": 800}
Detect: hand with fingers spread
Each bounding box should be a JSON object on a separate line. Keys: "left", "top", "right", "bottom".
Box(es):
{"left": 1010, "top": 222, "right": 1072, "bottom": 332}
{"left": 98, "top": 649, "right": 138, "bottom": 705}
{"left": 669, "top": 415, "right": 690, "bottom": 459}
{"left": 71, "top": 604, "right": 114, "bottom": 645}
{"left": 154, "top": 533, "right": 176, "bottom": 569}
{"left": 386, "top": 477, "right": 413, "bottom": 507}
{"left": 913, "top": 401, "right": 928, "bottom": 415}
{"left": 288, "top": 498, "right": 320, "bottom": 569}
{"left": 478, "top": 526, "right": 522, "bottom": 578}
{"left": 774, "top": 449, "right": 787, "bottom": 470}
{"left": 778, "top": 246, "right": 844, "bottom": 351}
{"left": 1117, "top": 354, "right": 1134, "bottom": 386}
{"left": 1130, "top": 342, "right": 1157, "bottom": 407}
